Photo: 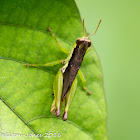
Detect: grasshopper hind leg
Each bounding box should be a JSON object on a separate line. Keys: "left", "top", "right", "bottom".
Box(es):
{"left": 51, "top": 69, "right": 63, "bottom": 117}
{"left": 62, "top": 78, "right": 77, "bottom": 121}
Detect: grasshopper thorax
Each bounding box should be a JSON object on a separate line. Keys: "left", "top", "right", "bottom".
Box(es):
{"left": 76, "top": 37, "right": 91, "bottom": 47}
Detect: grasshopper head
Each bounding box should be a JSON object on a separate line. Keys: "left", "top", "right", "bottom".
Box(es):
{"left": 76, "top": 37, "right": 91, "bottom": 47}
{"left": 76, "top": 19, "right": 101, "bottom": 48}
{"left": 79, "top": 19, "right": 101, "bottom": 48}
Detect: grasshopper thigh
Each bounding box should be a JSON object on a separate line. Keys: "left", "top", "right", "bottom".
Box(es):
{"left": 52, "top": 69, "right": 63, "bottom": 116}
{"left": 63, "top": 78, "right": 77, "bottom": 121}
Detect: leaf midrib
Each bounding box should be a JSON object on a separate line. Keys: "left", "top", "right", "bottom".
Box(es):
{"left": 0, "top": 97, "right": 43, "bottom": 140}
{"left": 0, "top": 96, "right": 95, "bottom": 140}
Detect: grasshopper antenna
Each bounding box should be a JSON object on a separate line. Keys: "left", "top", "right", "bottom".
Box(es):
{"left": 83, "top": 19, "right": 85, "bottom": 37}
{"left": 87, "top": 19, "right": 102, "bottom": 38}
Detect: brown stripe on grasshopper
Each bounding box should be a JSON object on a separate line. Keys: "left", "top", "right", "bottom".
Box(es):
{"left": 62, "top": 37, "right": 91, "bottom": 100}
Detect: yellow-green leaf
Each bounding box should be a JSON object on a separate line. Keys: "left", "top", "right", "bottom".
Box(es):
{"left": 0, "top": 0, "right": 107, "bottom": 139}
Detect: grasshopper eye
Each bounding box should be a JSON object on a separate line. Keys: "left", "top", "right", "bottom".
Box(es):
{"left": 76, "top": 39, "right": 84, "bottom": 45}
{"left": 88, "top": 41, "right": 91, "bottom": 47}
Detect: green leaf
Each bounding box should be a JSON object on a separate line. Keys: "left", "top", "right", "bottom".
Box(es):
{"left": 0, "top": 0, "right": 107, "bottom": 139}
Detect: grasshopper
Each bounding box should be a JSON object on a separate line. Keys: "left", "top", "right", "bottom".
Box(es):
{"left": 25, "top": 19, "right": 101, "bottom": 121}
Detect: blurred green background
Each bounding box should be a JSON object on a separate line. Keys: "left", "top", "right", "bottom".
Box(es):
{"left": 76, "top": 0, "right": 140, "bottom": 140}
